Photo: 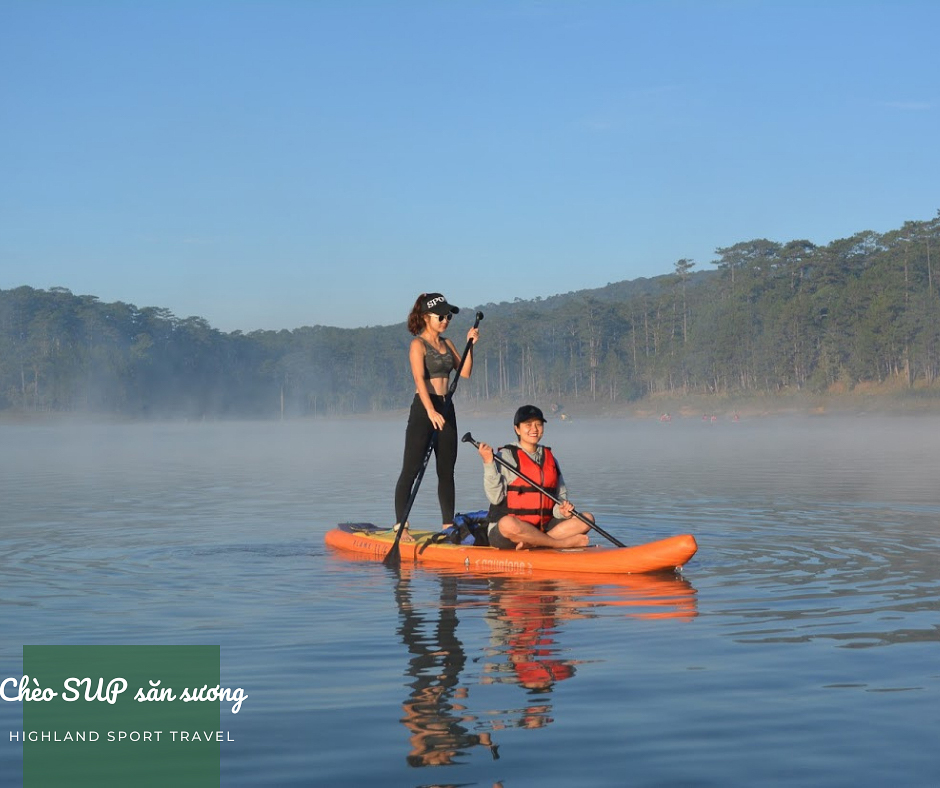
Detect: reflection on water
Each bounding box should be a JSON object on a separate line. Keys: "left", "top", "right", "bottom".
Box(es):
{"left": 396, "top": 572, "right": 498, "bottom": 768}
{"left": 481, "top": 575, "right": 581, "bottom": 701}
{"left": 391, "top": 564, "right": 697, "bottom": 772}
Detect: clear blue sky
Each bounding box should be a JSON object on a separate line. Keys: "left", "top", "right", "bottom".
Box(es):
{"left": 2, "top": 0, "right": 938, "bottom": 332}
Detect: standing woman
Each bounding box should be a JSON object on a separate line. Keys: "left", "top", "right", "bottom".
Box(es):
{"left": 394, "top": 293, "right": 480, "bottom": 536}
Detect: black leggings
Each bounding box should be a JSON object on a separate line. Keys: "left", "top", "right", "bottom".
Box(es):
{"left": 394, "top": 394, "right": 458, "bottom": 526}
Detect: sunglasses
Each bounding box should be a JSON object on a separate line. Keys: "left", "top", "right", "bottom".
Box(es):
{"left": 433, "top": 313, "right": 452, "bottom": 322}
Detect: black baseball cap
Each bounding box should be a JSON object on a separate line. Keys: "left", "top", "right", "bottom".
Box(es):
{"left": 513, "top": 405, "right": 546, "bottom": 426}
{"left": 420, "top": 293, "right": 460, "bottom": 317}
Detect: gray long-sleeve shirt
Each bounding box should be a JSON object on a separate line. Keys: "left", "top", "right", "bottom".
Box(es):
{"left": 483, "top": 442, "right": 569, "bottom": 520}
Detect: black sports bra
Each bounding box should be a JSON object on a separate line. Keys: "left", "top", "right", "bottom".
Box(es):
{"left": 419, "top": 337, "right": 456, "bottom": 380}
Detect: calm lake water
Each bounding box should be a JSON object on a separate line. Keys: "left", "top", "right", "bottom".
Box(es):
{"left": 1, "top": 413, "right": 939, "bottom": 787}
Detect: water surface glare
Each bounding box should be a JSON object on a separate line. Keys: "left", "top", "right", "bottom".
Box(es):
{"left": 1, "top": 415, "right": 938, "bottom": 787}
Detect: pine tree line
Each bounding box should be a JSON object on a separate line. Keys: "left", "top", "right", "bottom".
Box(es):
{"left": 2, "top": 212, "right": 938, "bottom": 417}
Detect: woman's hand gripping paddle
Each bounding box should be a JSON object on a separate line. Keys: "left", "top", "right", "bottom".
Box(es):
{"left": 384, "top": 312, "right": 484, "bottom": 567}
{"left": 462, "top": 432, "right": 626, "bottom": 548}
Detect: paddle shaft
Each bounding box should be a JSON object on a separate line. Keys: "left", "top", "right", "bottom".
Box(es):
{"left": 462, "top": 432, "right": 626, "bottom": 548}
{"left": 384, "top": 312, "right": 483, "bottom": 566}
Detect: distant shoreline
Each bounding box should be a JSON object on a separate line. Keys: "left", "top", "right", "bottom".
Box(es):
{"left": 570, "top": 389, "right": 940, "bottom": 420}
{"left": 3, "top": 387, "right": 939, "bottom": 425}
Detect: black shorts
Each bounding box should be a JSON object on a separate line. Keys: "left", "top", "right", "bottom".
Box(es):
{"left": 486, "top": 517, "right": 565, "bottom": 550}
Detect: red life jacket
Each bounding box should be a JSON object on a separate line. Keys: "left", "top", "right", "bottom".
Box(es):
{"left": 497, "top": 445, "right": 559, "bottom": 529}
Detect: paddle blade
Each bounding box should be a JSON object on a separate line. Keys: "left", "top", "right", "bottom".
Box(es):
{"left": 383, "top": 539, "right": 402, "bottom": 567}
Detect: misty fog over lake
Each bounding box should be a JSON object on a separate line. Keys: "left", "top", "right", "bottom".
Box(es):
{"left": 2, "top": 413, "right": 938, "bottom": 786}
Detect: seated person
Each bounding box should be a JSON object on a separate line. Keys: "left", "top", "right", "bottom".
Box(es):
{"left": 476, "top": 405, "right": 592, "bottom": 550}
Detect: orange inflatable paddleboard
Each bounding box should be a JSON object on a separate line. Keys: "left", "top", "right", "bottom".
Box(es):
{"left": 325, "top": 523, "right": 697, "bottom": 575}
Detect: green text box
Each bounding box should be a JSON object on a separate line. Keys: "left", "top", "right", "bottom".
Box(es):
{"left": 23, "top": 645, "right": 221, "bottom": 788}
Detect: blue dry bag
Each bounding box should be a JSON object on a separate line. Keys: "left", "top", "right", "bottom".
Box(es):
{"left": 434, "top": 510, "right": 490, "bottom": 546}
